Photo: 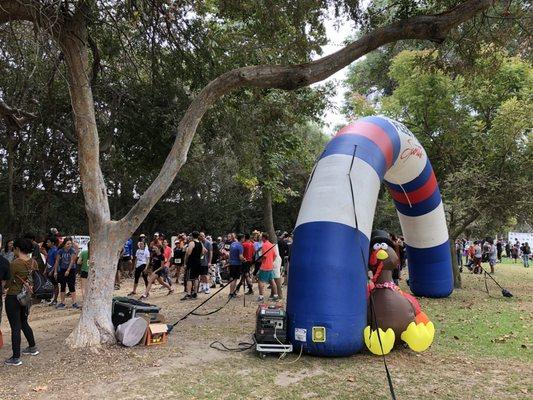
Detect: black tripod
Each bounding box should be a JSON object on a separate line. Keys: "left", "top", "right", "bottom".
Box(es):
{"left": 480, "top": 265, "right": 513, "bottom": 298}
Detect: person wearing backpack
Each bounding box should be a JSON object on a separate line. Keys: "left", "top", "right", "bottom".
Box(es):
{"left": 4, "top": 238, "right": 38, "bottom": 366}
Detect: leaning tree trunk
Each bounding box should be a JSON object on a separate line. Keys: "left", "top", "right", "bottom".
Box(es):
{"left": 59, "top": 13, "right": 127, "bottom": 347}
{"left": 263, "top": 189, "right": 277, "bottom": 244}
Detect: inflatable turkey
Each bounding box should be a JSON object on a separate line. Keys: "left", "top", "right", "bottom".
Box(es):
{"left": 364, "top": 230, "right": 435, "bottom": 355}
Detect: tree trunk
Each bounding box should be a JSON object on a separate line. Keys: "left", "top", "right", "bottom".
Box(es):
{"left": 59, "top": 12, "right": 129, "bottom": 347}
{"left": 450, "top": 239, "right": 462, "bottom": 289}
{"left": 263, "top": 189, "right": 277, "bottom": 243}
{"left": 66, "top": 228, "right": 121, "bottom": 347}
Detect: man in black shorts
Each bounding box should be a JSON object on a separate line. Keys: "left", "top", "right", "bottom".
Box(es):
{"left": 182, "top": 231, "right": 205, "bottom": 300}
{"left": 228, "top": 234, "right": 245, "bottom": 298}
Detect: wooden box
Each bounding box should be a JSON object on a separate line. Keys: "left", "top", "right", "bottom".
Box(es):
{"left": 144, "top": 323, "right": 168, "bottom": 346}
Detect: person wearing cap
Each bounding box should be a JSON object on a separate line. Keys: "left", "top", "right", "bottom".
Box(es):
{"left": 138, "top": 234, "right": 147, "bottom": 245}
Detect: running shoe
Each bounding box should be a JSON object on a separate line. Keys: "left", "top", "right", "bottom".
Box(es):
{"left": 180, "top": 294, "right": 191, "bottom": 301}
{"left": 56, "top": 303, "right": 66, "bottom": 309}
{"left": 22, "top": 347, "right": 39, "bottom": 356}
{"left": 48, "top": 300, "right": 57, "bottom": 307}
{"left": 4, "top": 357, "right": 22, "bottom": 366}
{"left": 72, "top": 303, "right": 80, "bottom": 309}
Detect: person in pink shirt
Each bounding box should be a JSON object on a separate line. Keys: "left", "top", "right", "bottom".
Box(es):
{"left": 257, "top": 232, "right": 278, "bottom": 302}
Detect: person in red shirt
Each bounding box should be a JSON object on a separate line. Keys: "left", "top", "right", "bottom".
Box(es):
{"left": 238, "top": 233, "right": 255, "bottom": 295}
{"left": 257, "top": 232, "right": 278, "bottom": 302}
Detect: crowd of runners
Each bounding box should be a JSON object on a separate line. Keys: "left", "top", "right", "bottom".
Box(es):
{"left": 118, "top": 230, "right": 292, "bottom": 303}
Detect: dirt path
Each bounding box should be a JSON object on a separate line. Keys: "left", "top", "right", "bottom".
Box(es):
{"left": 0, "top": 264, "right": 531, "bottom": 399}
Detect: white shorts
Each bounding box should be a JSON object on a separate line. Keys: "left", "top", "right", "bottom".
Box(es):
{"left": 272, "top": 263, "right": 281, "bottom": 279}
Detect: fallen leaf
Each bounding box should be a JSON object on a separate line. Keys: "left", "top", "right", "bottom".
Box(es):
{"left": 347, "top": 378, "right": 355, "bottom": 382}
{"left": 453, "top": 335, "right": 460, "bottom": 340}
{"left": 33, "top": 386, "right": 48, "bottom": 392}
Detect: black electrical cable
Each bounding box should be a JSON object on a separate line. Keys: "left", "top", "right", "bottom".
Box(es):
{"left": 210, "top": 336, "right": 256, "bottom": 352}
{"left": 348, "top": 144, "right": 397, "bottom": 400}
{"left": 168, "top": 278, "right": 236, "bottom": 333}
{"left": 168, "top": 243, "right": 280, "bottom": 332}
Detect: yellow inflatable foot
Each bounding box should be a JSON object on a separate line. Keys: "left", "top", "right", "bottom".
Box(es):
{"left": 400, "top": 321, "right": 435, "bottom": 352}
{"left": 364, "top": 326, "right": 395, "bottom": 355}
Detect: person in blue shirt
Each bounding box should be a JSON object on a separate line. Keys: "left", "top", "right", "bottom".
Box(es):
{"left": 45, "top": 236, "right": 60, "bottom": 306}
{"left": 117, "top": 238, "right": 134, "bottom": 288}
{"left": 53, "top": 239, "right": 79, "bottom": 309}
{"left": 228, "top": 234, "right": 245, "bottom": 298}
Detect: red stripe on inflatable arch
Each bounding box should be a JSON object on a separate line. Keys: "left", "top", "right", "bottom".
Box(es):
{"left": 388, "top": 170, "right": 438, "bottom": 205}
{"left": 336, "top": 121, "right": 394, "bottom": 168}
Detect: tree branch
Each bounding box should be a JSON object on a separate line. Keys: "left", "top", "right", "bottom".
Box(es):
{"left": 0, "top": 98, "right": 37, "bottom": 129}
{"left": 0, "top": 0, "right": 34, "bottom": 24}
{"left": 119, "top": 0, "right": 496, "bottom": 232}
{"left": 450, "top": 209, "right": 480, "bottom": 239}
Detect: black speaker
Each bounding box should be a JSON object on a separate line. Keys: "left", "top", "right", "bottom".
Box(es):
{"left": 112, "top": 297, "right": 160, "bottom": 327}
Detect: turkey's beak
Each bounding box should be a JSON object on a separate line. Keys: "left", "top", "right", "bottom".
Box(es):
{"left": 377, "top": 249, "right": 389, "bottom": 261}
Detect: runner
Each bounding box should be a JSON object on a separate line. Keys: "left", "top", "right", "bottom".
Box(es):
{"left": 44, "top": 236, "right": 59, "bottom": 306}
{"left": 77, "top": 242, "right": 90, "bottom": 301}
{"left": 53, "top": 238, "right": 79, "bottom": 309}
{"left": 257, "top": 232, "right": 278, "bottom": 302}
{"left": 172, "top": 237, "right": 186, "bottom": 285}
{"left": 199, "top": 232, "right": 212, "bottom": 294}
{"left": 228, "top": 234, "right": 245, "bottom": 298}
{"left": 130, "top": 241, "right": 150, "bottom": 296}
{"left": 140, "top": 244, "right": 173, "bottom": 299}
{"left": 182, "top": 231, "right": 205, "bottom": 300}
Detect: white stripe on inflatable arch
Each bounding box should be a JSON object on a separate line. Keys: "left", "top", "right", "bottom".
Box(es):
{"left": 397, "top": 202, "right": 449, "bottom": 249}
{"left": 383, "top": 118, "right": 428, "bottom": 185}
{"left": 295, "top": 154, "right": 380, "bottom": 238}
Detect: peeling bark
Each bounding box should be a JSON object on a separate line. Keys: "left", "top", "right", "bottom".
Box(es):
{"left": 66, "top": 234, "right": 118, "bottom": 347}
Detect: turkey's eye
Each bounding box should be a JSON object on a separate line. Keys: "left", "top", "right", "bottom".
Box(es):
{"left": 380, "top": 243, "right": 389, "bottom": 250}
{"left": 373, "top": 243, "right": 381, "bottom": 251}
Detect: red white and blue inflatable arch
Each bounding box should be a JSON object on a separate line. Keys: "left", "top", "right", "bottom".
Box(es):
{"left": 286, "top": 115, "right": 453, "bottom": 356}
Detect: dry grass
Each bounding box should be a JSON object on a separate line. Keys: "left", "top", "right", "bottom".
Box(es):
{"left": 0, "top": 259, "right": 531, "bottom": 399}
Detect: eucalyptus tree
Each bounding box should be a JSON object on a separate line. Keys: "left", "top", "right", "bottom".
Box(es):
{"left": 1, "top": 0, "right": 499, "bottom": 347}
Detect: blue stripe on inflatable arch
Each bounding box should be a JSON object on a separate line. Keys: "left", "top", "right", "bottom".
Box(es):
{"left": 286, "top": 221, "right": 369, "bottom": 356}
{"left": 405, "top": 242, "right": 453, "bottom": 297}
{"left": 385, "top": 158, "right": 433, "bottom": 192}
{"left": 319, "top": 134, "right": 388, "bottom": 178}
{"left": 392, "top": 186, "right": 442, "bottom": 216}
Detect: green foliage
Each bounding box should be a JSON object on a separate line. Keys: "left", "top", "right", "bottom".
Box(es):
{"left": 344, "top": 45, "right": 532, "bottom": 237}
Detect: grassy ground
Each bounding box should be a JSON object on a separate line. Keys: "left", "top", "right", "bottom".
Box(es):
{"left": 0, "top": 259, "right": 531, "bottom": 399}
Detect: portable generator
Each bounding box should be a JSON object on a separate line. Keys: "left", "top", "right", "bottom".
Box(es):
{"left": 254, "top": 303, "right": 293, "bottom": 358}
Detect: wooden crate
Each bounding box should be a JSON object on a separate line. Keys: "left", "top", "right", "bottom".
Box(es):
{"left": 144, "top": 323, "right": 168, "bottom": 346}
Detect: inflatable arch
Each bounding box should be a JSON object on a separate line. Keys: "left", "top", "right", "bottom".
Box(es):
{"left": 286, "top": 115, "right": 453, "bottom": 357}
